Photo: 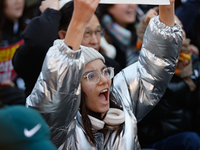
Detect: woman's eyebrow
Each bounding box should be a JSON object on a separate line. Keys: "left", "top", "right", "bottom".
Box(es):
{"left": 83, "top": 66, "right": 107, "bottom": 75}
{"left": 102, "top": 66, "right": 107, "bottom": 70}
{"left": 83, "top": 70, "right": 95, "bottom": 75}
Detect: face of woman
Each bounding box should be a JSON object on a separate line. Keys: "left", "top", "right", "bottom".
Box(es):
{"left": 81, "top": 59, "right": 111, "bottom": 113}
{"left": 4, "top": 0, "right": 25, "bottom": 23}
{"left": 81, "top": 14, "right": 101, "bottom": 51}
{"left": 107, "top": 4, "right": 138, "bottom": 28}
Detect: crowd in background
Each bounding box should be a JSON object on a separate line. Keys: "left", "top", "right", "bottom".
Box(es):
{"left": 0, "top": 0, "right": 200, "bottom": 149}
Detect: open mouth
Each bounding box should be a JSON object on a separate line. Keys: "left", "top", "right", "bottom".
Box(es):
{"left": 98, "top": 89, "right": 109, "bottom": 105}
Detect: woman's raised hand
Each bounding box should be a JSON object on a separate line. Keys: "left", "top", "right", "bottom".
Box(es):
{"left": 73, "top": 0, "right": 100, "bottom": 26}
{"left": 169, "top": 0, "right": 175, "bottom": 3}
{"left": 64, "top": 0, "right": 100, "bottom": 50}
{"left": 159, "top": 0, "right": 175, "bottom": 27}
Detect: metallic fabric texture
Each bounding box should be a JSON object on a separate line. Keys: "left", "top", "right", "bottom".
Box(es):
{"left": 26, "top": 16, "right": 183, "bottom": 150}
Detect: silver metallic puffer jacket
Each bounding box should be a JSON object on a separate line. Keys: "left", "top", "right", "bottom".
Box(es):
{"left": 26, "top": 16, "right": 182, "bottom": 150}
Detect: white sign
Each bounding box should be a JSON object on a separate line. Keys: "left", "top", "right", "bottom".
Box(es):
{"left": 59, "top": 0, "right": 170, "bottom": 9}
{"left": 99, "top": 0, "right": 170, "bottom": 5}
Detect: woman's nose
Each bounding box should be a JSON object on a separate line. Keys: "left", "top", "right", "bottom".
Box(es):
{"left": 98, "top": 73, "right": 108, "bottom": 85}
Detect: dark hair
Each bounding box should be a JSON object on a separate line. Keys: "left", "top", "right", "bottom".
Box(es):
{"left": 80, "top": 86, "right": 124, "bottom": 146}
{"left": 60, "top": 2, "right": 124, "bottom": 145}
{"left": 97, "top": 4, "right": 114, "bottom": 21}
{"left": 97, "top": 4, "right": 137, "bottom": 30}
{"left": 0, "top": 0, "right": 6, "bottom": 41}
{"left": 59, "top": 1, "right": 101, "bottom": 31}
{"left": 0, "top": 0, "right": 26, "bottom": 42}
{"left": 97, "top": 4, "right": 137, "bottom": 45}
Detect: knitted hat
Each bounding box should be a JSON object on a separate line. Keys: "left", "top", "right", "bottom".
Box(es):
{"left": 81, "top": 46, "right": 105, "bottom": 65}
{"left": 53, "top": 40, "right": 105, "bottom": 65}
{"left": 0, "top": 105, "right": 57, "bottom": 150}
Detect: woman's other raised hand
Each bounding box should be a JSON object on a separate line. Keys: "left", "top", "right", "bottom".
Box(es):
{"left": 159, "top": 0, "right": 175, "bottom": 27}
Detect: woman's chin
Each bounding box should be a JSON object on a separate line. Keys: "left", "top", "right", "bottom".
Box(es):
{"left": 98, "top": 105, "right": 110, "bottom": 114}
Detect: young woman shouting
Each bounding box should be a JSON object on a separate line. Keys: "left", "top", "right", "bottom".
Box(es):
{"left": 26, "top": 0, "right": 183, "bottom": 149}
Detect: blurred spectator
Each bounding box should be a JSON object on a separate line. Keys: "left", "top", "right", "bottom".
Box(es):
{"left": 175, "top": 0, "right": 200, "bottom": 52}
{"left": 137, "top": 7, "right": 200, "bottom": 150}
{"left": 23, "top": 0, "right": 40, "bottom": 19}
{"left": 33, "top": 0, "right": 43, "bottom": 17}
{"left": 175, "top": 0, "right": 200, "bottom": 35}
{"left": 0, "top": 105, "right": 57, "bottom": 150}
{"left": 12, "top": 0, "right": 121, "bottom": 98}
{"left": 0, "top": 0, "right": 26, "bottom": 106}
{"left": 98, "top": 4, "right": 140, "bottom": 69}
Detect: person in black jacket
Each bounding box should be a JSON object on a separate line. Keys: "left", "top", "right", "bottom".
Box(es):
{"left": 0, "top": 0, "right": 26, "bottom": 106}
{"left": 12, "top": 0, "right": 121, "bottom": 98}
{"left": 136, "top": 8, "right": 200, "bottom": 150}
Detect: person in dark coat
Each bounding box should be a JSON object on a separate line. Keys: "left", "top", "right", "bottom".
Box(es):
{"left": 0, "top": 0, "right": 27, "bottom": 106}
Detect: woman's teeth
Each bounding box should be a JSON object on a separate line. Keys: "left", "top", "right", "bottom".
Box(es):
{"left": 101, "top": 89, "right": 107, "bottom": 93}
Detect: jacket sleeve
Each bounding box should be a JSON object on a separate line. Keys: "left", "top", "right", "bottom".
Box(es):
{"left": 12, "top": 8, "right": 61, "bottom": 95}
{"left": 112, "top": 16, "right": 183, "bottom": 122}
{"left": 26, "top": 40, "right": 85, "bottom": 128}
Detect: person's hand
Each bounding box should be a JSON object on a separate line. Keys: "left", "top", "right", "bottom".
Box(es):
{"left": 159, "top": 0, "right": 175, "bottom": 27}
{"left": 73, "top": 0, "right": 100, "bottom": 25}
{"left": 189, "top": 44, "right": 199, "bottom": 56}
{"left": 145, "top": 9, "right": 158, "bottom": 24}
{"left": 64, "top": 0, "right": 100, "bottom": 50}
{"left": 169, "top": 0, "right": 175, "bottom": 3}
{"left": 0, "top": 80, "right": 15, "bottom": 87}
{"left": 39, "top": 0, "right": 59, "bottom": 13}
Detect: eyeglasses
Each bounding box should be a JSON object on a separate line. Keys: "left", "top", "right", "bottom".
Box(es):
{"left": 83, "top": 67, "right": 114, "bottom": 84}
{"left": 83, "top": 28, "right": 104, "bottom": 41}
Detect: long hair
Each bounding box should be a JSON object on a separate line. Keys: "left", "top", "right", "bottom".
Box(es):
{"left": 60, "top": 1, "right": 124, "bottom": 145}
{"left": 0, "top": 0, "right": 26, "bottom": 42}
{"left": 80, "top": 86, "right": 124, "bottom": 146}
{"left": 97, "top": 4, "right": 137, "bottom": 45}
{"left": 96, "top": 4, "right": 114, "bottom": 21}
